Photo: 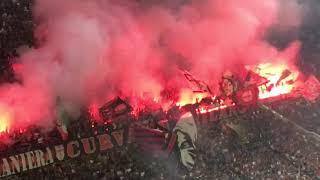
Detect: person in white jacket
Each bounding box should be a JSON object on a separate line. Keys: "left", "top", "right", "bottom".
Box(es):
{"left": 167, "top": 106, "right": 197, "bottom": 173}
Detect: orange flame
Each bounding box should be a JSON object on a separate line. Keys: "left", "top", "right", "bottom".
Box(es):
{"left": 0, "top": 106, "right": 12, "bottom": 133}
{"left": 176, "top": 89, "right": 210, "bottom": 106}
{"left": 176, "top": 62, "right": 300, "bottom": 110}
{"left": 250, "top": 63, "right": 300, "bottom": 99}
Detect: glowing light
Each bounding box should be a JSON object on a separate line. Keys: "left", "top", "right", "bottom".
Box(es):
{"left": 249, "top": 63, "right": 300, "bottom": 99}
{"left": 0, "top": 106, "right": 12, "bottom": 133}
{"left": 176, "top": 62, "right": 301, "bottom": 114}
{"left": 199, "top": 104, "right": 230, "bottom": 113}
{"left": 88, "top": 102, "right": 100, "bottom": 120}
{"left": 176, "top": 89, "right": 209, "bottom": 106}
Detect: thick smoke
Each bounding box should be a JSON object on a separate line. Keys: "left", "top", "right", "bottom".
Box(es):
{"left": 0, "top": 0, "right": 303, "bottom": 130}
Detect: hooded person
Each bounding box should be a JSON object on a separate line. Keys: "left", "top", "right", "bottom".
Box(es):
{"left": 166, "top": 106, "right": 197, "bottom": 173}
{"left": 218, "top": 70, "right": 241, "bottom": 106}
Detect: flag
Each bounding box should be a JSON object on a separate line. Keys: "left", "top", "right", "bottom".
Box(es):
{"left": 56, "top": 97, "right": 70, "bottom": 140}
{"left": 182, "top": 70, "right": 212, "bottom": 94}
{"left": 133, "top": 125, "right": 166, "bottom": 156}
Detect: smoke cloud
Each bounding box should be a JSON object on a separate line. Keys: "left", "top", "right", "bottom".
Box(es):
{"left": 0, "top": 0, "right": 303, "bottom": 130}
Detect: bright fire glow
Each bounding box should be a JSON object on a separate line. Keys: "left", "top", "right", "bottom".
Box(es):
{"left": 176, "top": 89, "right": 210, "bottom": 106}
{"left": 250, "top": 63, "right": 300, "bottom": 99}
{"left": 176, "top": 62, "right": 301, "bottom": 112}
{"left": 1, "top": 62, "right": 303, "bottom": 133}
{"left": 0, "top": 106, "right": 12, "bottom": 133}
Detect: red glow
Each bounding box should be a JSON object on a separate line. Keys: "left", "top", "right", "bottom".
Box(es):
{"left": 1, "top": 61, "right": 305, "bottom": 134}
{"left": 88, "top": 102, "right": 101, "bottom": 122}
{"left": 12, "top": 63, "right": 24, "bottom": 74}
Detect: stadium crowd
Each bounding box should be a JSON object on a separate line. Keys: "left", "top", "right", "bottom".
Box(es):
{"left": 0, "top": 0, "right": 320, "bottom": 179}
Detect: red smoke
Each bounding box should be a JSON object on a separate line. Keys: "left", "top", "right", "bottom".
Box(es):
{"left": 0, "top": 0, "right": 303, "bottom": 132}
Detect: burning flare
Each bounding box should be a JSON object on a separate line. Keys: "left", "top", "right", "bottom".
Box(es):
{"left": 176, "top": 62, "right": 301, "bottom": 110}
{"left": 0, "top": 105, "right": 12, "bottom": 133}
{"left": 250, "top": 63, "right": 300, "bottom": 99}
{"left": 176, "top": 89, "right": 210, "bottom": 107}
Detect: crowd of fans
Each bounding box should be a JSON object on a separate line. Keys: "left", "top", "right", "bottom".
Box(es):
{"left": 0, "top": 97, "right": 318, "bottom": 179}
{"left": 0, "top": 0, "right": 33, "bottom": 83}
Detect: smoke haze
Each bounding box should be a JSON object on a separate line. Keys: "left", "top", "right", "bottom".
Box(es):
{"left": 0, "top": 0, "right": 304, "bottom": 130}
